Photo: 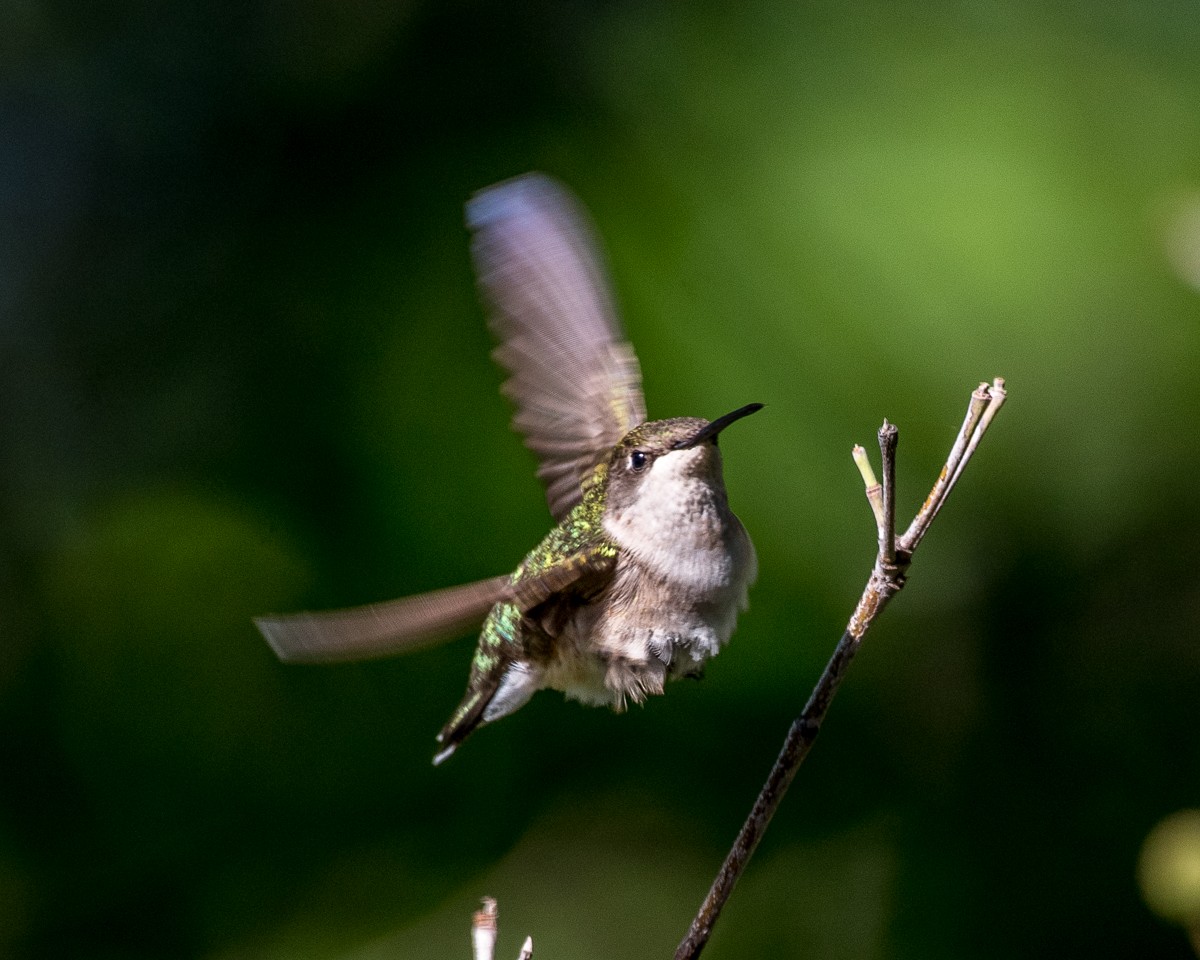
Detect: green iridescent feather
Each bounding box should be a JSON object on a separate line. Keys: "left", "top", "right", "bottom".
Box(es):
{"left": 438, "top": 463, "right": 619, "bottom": 741}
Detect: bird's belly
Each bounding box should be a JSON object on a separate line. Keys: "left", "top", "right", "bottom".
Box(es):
{"left": 541, "top": 558, "right": 752, "bottom": 709}
{"left": 541, "top": 646, "right": 614, "bottom": 707}
{"left": 593, "top": 587, "right": 744, "bottom": 670}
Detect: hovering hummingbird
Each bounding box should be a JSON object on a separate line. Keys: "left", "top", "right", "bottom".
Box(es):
{"left": 255, "top": 173, "right": 761, "bottom": 764}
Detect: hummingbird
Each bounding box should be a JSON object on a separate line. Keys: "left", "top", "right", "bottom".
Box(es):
{"left": 255, "top": 173, "right": 761, "bottom": 764}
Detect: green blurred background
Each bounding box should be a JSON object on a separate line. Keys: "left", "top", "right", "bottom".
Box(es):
{"left": 4, "top": 0, "right": 1200, "bottom": 957}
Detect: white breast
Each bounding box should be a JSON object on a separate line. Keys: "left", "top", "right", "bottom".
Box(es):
{"left": 603, "top": 446, "right": 752, "bottom": 594}
{"left": 575, "top": 445, "right": 758, "bottom": 698}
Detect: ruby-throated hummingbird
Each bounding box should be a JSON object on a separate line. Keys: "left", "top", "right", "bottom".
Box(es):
{"left": 255, "top": 173, "right": 761, "bottom": 764}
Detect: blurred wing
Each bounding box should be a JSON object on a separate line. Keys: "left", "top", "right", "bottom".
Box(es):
{"left": 255, "top": 575, "right": 512, "bottom": 664}
{"left": 468, "top": 173, "right": 647, "bottom": 520}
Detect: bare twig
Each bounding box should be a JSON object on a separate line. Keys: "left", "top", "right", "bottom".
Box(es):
{"left": 900, "top": 378, "right": 1006, "bottom": 553}
{"left": 472, "top": 898, "right": 498, "bottom": 960}
{"left": 471, "top": 897, "right": 533, "bottom": 960}
{"left": 877, "top": 420, "right": 898, "bottom": 567}
{"left": 674, "top": 378, "right": 1007, "bottom": 960}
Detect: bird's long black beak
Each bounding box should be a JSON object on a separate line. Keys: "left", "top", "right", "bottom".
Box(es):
{"left": 672, "top": 403, "right": 764, "bottom": 450}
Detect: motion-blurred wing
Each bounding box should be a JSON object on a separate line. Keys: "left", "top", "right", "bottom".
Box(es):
{"left": 255, "top": 575, "right": 512, "bottom": 664}
{"left": 468, "top": 173, "right": 647, "bottom": 520}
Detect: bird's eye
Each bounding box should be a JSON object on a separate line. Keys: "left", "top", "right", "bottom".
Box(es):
{"left": 629, "top": 450, "right": 648, "bottom": 472}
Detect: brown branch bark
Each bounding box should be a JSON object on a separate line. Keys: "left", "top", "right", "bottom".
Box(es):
{"left": 674, "top": 378, "right": 1007, "bottom": 960}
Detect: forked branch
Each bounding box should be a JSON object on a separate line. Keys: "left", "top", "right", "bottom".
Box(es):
{"left": 674, "top": 378, "right": 1007, "bottom": 960}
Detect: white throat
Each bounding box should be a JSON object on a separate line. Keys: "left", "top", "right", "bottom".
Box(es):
{"left": 602, "top": 447, "right": 739, "bottom": 591}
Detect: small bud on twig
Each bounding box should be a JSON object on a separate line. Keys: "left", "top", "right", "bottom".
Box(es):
{"left": 852, "top": 444, "right": 886, "bottom": 533}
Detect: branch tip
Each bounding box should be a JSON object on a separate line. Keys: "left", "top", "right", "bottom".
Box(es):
{"left": 899, "top": 376, "right": 1006, "bottom": 553}
{"left": 472, "top": 897, "right": 498, "bottom": 960}
{"left": 877, "top": 421, "right": 898, "bottom": 564}
{"left": 851, "top": 444, "right": 875, "bottom": 484}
